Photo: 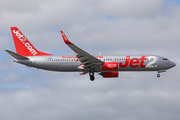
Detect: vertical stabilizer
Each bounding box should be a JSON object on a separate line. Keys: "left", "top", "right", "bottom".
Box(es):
{"left": 11, "top": 27, "right": 51, "bottom": 56}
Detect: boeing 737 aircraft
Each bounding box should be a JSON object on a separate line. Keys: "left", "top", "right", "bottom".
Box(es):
{"left": 6, "top": 27, "right": 176, "bottom": 81}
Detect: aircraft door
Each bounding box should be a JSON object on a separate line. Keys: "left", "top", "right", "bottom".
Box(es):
{"left": 32, "top": 59, "right": 42, "bottom": 65}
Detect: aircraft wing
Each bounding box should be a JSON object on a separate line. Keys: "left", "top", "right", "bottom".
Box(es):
{"left": 61, "top": 31, "right": 103, "bottom": 68}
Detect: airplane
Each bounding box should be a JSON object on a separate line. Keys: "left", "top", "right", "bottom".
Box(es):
{"left": 5, "top": 27, "right": 176, "bottom": 81}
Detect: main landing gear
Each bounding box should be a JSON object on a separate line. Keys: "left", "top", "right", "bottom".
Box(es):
{"left": 157, "top": 74, "right": 160, "bottom": 78}
{"left": 89, "top": 69, "right": 95, "bottom": 81}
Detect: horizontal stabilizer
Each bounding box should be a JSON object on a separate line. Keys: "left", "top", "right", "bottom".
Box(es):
{"left": 5, "top": 50, "right": 29, "bottom": 60}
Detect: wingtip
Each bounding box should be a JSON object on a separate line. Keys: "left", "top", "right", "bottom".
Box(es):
{"left": 60, "top": 31, "right": 72, "bottom": 44}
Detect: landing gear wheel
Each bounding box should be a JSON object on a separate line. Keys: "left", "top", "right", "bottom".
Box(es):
{"left": 89, "top": 69, "right": 95, "bottom": 81}
{"left": 90, "top": 76, "right": 95, "bottom": 81}
{"left": 157, "top": 74, "right": 160, "bottom": 78}
{"left": 89, "top": 70, "right": 94, "bottom": 76}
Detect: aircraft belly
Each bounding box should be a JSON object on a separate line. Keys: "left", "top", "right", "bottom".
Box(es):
{"left": 118, "top": 66, "right": 159, "bottom": 71}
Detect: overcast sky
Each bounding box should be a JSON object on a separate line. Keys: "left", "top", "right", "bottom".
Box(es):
{"left": 0, "top": 0, "right": 180, "bottom": 120}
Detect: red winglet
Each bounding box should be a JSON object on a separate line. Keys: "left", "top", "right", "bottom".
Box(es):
{"left": 60, "top": 31, "right": 72, "bottom": 44}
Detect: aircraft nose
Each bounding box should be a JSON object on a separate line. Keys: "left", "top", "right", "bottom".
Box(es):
{"left": 171, "top": 61, "right": 176, "bottom": 68}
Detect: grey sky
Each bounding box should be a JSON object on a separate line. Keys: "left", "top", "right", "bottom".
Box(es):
{"left": 0, "top": 0, "right": 180, "bottom": 120}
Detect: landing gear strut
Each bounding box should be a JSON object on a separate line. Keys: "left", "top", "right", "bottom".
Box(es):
{"left": 89, "top": 69, "right": 95, "bottom": 81}
{"left": 157, "top": 74, "right": 160, "bottom": 78}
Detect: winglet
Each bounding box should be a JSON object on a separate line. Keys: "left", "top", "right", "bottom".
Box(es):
{"left": 60, "top": 31, "right": 72, "bottom": 44}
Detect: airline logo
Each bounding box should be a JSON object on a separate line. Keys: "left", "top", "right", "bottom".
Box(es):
{"left": 13, "top": 30, "right": 27, "bottom": 42}
{"left": 107, "top": 64, "right": 117, "bottom": 69}
{"left": 119, "top": 56, "right": 145, "bottom": 68}
{"left": 62, "top": 33, "right": 68, "bottom": 41}
{"left": 119, "top": 56, "right": 157, "bottom": 68}
{"left": 61, "top": 31, "right": 72, "bottom": 44}
{"left": 13, "top": 30, "right": 37, "bottom": 55}
{"left": 62, "top": 56, "right": 77, "bottom": 59}
{"left": 102, "top": 62, "right": 118, "bottom": 71}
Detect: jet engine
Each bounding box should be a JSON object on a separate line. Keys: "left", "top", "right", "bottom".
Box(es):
{"left": 101, "top": 71, "right": 118, "bottom": 78}
{"left": 102, "top": 62, "right": 119, "bottom": 71}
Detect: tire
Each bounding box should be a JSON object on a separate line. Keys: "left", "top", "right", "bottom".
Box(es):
{"left": 157, "top": 74, "right": 160, "bottom": 78}
{"left": 90, "top": 76, "right": 95, "bottom": 81}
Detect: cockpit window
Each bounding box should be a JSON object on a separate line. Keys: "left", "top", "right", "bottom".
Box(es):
{"left": 163, "top": 58, "right": 168, "bottom": 60}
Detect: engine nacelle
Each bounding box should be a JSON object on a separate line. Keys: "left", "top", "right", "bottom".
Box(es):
{"left": 102, "top": 71, "right": 119, "bottom": 78}
{"left": 102, "top": 62, "right": 119, "bottom": 71}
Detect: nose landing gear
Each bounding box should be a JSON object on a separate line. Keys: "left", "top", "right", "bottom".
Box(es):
{"left": 157, "top": 69, "right": 166, "bottom": 78}
{"left": 157, "top": 74, "right": 160, "bottom": 78}
{"left": 89, "top": 69, "right": 95, "bottom": 81}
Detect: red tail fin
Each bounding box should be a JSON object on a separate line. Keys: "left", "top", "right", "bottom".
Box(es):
{"left": 11, "top": 27, "right": 51, "bottom": 56}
